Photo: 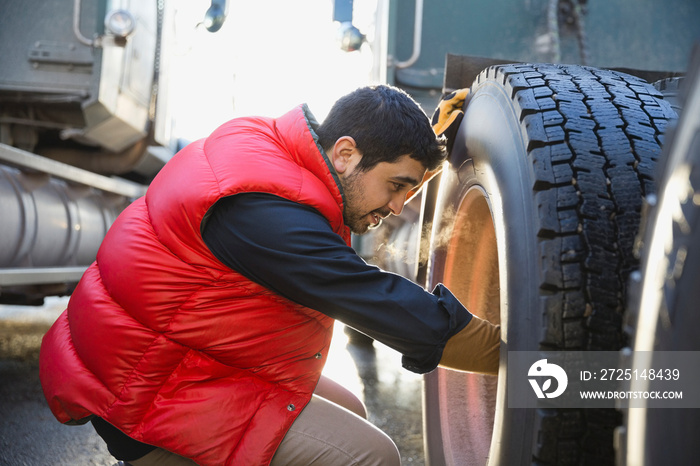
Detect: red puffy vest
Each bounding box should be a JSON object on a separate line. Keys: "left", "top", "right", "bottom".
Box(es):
{"left": 39, "top": 106, "right": 351, "bottom": 465}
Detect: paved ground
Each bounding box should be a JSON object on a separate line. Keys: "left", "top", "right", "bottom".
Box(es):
{"left": 0, "top": 298, "right": 425, "bottom": 465}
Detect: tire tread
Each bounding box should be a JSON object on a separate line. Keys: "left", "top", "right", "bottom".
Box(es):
{"left": 488, "top": 63, "right": 676, "bottom": 465}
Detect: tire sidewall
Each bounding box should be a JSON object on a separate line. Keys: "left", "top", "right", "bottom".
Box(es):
{"left": 426, "top": 77, "right": 543, "bottom": 465}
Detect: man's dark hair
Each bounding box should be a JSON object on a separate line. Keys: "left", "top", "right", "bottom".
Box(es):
{"left": 316, "top": 85, "right": 447, "bottom": 172}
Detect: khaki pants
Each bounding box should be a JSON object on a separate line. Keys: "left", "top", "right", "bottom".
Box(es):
{"left": 128, "top": 377, "right": 400, "bottom": 466}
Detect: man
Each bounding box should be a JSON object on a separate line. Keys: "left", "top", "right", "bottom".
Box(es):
{"left": 40, "top": 85, "right": 499, "bottom": 465}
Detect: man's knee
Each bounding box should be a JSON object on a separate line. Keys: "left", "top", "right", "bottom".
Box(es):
{"left": 272, "top": 395, "right": 400, "bottom": 466}
{"left": 315, "top": 376, "right": 367, "bottom": 419}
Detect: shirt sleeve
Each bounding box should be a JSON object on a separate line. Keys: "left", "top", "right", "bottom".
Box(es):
{"left": 201, "top": 193, "right": 472, "bottom": 373}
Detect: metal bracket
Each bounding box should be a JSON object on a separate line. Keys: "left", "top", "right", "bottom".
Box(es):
{"left": 0, "top": 267, "right": 88, "bottom": 286}
{"left": 0, "top": 142, "right": 147, "bottom": 198}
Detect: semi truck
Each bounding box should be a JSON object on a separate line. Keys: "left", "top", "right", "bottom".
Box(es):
{"left": 2, "top": 0, "right": 699, "bottom": 464}
{"left": 0, "top": 0, "right": 227, "bottom": 304}
{"left": 337, "top": 0, "right": 700, "bottom": 465}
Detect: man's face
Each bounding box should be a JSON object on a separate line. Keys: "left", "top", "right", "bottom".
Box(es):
{"left": 339, "top": 153, "right": 426, "bottom": 235}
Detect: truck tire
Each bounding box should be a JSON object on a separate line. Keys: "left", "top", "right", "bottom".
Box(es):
{"left": 423, "top": 63, "right": 676, "bottom": 465}
{"left": 622, "top": 46, "right": 700, "bottom": 466}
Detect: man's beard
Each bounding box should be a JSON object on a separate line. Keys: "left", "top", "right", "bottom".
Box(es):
{"left": 341, "top": 171, "right": 390, "bottom": 235}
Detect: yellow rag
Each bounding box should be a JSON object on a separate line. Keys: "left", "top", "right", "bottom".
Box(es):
{"left": 405, "top": 88, "right": 469, "bottom": 203}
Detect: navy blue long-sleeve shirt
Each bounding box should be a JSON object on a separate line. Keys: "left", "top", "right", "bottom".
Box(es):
{"left": 201, "top": 193, "right": 472, "bottom": 374}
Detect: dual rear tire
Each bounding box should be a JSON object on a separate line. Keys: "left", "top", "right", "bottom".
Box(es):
{"left": 622, "top": 45, "right": 700, "bottom": 466}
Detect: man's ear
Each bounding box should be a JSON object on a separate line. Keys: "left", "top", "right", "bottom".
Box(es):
{"left": 330, "top": 136, "right": 361, "bottom": 175}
